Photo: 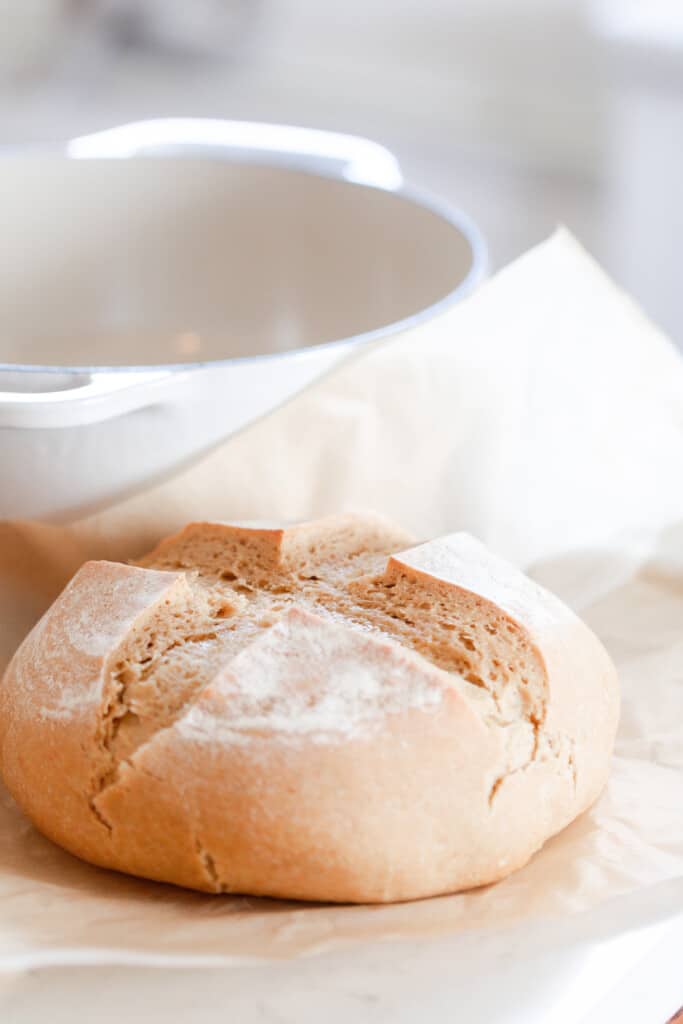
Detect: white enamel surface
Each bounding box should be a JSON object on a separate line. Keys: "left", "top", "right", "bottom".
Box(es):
{"left": 0, "top": 370, "right": 172, "bottom": 428}
{"left": 0, "top": 121, "right": 485, "bottom": 519}
{"left": 0, "top": 158, "right": 474, "bottom": 369}
{"left": 66, "top": 118, "right": 404, "bottom": 190}
{"left": 0, "top": 344, "right": 348, "bottom": 519}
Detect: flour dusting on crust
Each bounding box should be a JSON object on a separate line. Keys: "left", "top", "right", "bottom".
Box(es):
{"left": 179, "top": 607, "right": 447, "bottom": 744}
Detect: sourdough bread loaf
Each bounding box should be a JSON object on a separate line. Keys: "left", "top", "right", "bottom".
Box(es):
{"left": 0, "top": 513, "right": 619, "bottom": 902}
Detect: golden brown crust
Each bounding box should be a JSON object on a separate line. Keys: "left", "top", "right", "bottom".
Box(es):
{"left": 0, "top": 513, "right": 619, "bottom": 902}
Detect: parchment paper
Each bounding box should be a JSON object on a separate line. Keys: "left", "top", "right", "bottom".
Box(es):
{"left": 1, "top": 229, "right": 682, "bottom": 969}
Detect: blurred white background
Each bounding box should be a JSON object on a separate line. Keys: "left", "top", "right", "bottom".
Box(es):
{"left": 1, "top": 0, "right": 681, "bottom": 345}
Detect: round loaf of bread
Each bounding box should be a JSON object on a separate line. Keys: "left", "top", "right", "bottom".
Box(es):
{"left": 0, "top": 513, "right": 618, "bottom": 902}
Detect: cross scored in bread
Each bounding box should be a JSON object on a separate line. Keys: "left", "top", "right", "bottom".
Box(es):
{"left": 0, "top": 512, "right": 618, "bottom": 902}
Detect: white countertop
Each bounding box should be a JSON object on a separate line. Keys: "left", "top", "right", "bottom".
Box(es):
{"left": 1, "top": 916, "right": 681, "bottom": 1023}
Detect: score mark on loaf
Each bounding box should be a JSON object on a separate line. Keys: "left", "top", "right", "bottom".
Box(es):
{"left": 0, "top": 513, "right": 619, "bottom": 903}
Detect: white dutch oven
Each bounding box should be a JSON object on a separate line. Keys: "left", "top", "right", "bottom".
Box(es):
{"left": 0, "top": 119, "right": 486, "bottom": 521}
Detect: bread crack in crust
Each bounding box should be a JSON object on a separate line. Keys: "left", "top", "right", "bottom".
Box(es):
{"left": 0, "top": 512, "right": 618, "bottom": 902}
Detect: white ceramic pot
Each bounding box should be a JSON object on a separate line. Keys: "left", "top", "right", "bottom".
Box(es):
{"left": 0, "top": 119, "right": 486, "bottom": 522}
